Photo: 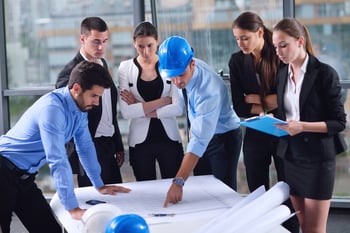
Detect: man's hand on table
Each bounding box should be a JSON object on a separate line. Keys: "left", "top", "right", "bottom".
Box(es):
{"left": 163, "top": 183, "right": 183, "bottom": 207}
{"left": 68, "top": 185, "right": 131, "bottom": 220}
{"left": 69, "top": 207, "right": 86, "bottom": 220}
{"left": 98, "top": 185, "right": 131, "bottom": 195}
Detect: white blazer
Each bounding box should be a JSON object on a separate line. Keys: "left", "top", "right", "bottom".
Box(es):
{"left": 117, "top": 59, "right": 184, "bottom": 147}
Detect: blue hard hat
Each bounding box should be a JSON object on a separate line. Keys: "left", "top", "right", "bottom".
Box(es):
{"left": 105, "top": 214, "right": 150, "bottom": 233}
{"left": 158, "top": 36, "right": 194, "bottom": 78}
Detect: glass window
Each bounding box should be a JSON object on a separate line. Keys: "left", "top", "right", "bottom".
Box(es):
{"left": 155, "top": 0, "right": 283, "bottom": 74}
{"left": 296, "top": 1, "right": 350, "bottom": 198}
{"left": 5, "top": 0, "right": 134, "bottom": 88}
{"left": 9, "top": 96, "right": 39, "bottom": 126}
{"left": 3, "top": 0, "right": 350, "bottom": 199}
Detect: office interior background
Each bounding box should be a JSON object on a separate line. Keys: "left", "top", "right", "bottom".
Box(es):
{"left": 1, "top": 0, "right": 350, "bottom": 206}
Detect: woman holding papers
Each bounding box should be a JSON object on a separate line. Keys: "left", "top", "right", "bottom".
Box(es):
{"left": 229, "top": 12, "right": 299, "bottom": 233}
{"left": 229, "top": 11, "right": 284, "bottom": 192}
{"left": 229, "top": 13, "right": 284, "bottom": 190}
{"left": 273, "top": 18, "right": 346, "bottom": 233}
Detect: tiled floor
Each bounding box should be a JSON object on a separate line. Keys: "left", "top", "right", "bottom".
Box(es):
{"left": 327, "top": 208, "right": 350, "bottom": 233}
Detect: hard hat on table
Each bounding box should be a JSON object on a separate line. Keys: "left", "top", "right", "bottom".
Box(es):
{"left": 105, "top": 214, "right": 150, "bottom": 233}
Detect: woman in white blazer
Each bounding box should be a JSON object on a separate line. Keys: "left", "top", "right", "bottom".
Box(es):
{"left": 117, "top": 22, "right": 184, "bottom": 181}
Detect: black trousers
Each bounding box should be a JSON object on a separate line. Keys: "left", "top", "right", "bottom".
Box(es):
{"left": 77, "top": 136, "right": 123, "bottom": 187}
{"left": 0, "top": 156, "right": 62, "bottom": 233}
{"left": 243, "top": 128, "right": 284, "bottom": 191}
{"left": 129, "top": 140, "right": 184, "bottom": 181}
{"left": 194, "top": 128, "right": 242, "bottom": 190}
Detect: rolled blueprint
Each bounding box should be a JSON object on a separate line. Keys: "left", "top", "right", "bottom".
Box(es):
{"left": 192, "top": 185, "right": 266, "bottom": 233}
{"left": 232, "top": 204, "right": 293, "bottom": 233}
{"left": 193, "top": 181, "right": 290, "bottom": 233}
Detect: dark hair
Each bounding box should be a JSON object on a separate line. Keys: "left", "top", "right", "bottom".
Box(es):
{"left": 68, "top": 61, "right": 112, "bottom": 91}
{"left": 273, "top": 17, "right": 315, "bottom": 56}
{"left": 232, "top": 11, "right": 279, "bottom": 107}
{"left": 133, "top": 21, "right": 158, "bottom": 41}
{"left": 81, "top": 17, "right": 108, "bottom": 36}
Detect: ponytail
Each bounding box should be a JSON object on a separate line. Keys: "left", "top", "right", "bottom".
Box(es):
{"left": 302, "top": 25, "right": 315, "bottom": 56}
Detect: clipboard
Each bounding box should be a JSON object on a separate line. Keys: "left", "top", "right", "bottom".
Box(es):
{"left": 240, "top": 115, "right": 288, "bottom": 137}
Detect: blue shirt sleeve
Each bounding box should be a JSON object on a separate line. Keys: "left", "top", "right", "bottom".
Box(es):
{"left": 186, "top": 84, "right": 223, "bottom": 157}
{"left": 40, "top": 91, "right": 103, "bottom": 210}
{"left": 39, "top": 104, "right": 80, "bottom": 210}
{"left": 185, "top": 59, "right": 240, "bottom": 157}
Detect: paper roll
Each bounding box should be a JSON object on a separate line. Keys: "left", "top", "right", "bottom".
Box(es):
{"left": 224, "top": 182, "right": 290, "bottom": 233}
{"left": 192, "top": 185, "right": 266, "bottom": 233}
{"left": 192, "top": 182, "right": 290, "bottom": 233}
{"left": 232, "top": 204, "right": 293, "bottom": 233}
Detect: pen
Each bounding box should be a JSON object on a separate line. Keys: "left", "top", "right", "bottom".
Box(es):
{"left": 149, "top": 213, "right": 175, "bottom": 217}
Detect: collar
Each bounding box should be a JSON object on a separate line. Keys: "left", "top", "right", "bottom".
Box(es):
{"left": 287, "top": 53, "right": 309, "bottom": 77}
{"left": 79, "top": 50, "right": 103, "bottom": 66}
{"left": 62, "top": 86, "right": 81, "bottom": 113}
{"left": 184, "top": 60, "right": 198, "bottom": 93}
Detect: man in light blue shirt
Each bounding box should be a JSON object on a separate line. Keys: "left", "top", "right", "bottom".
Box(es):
{"left": 0, "top": 61, "right": 131, "bottom": 233}
{"left": 158, "top": 36, "right": 242, "bottom": 207}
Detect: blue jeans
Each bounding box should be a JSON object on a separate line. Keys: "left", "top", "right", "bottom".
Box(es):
{"left": 193, "top": 127, "right": 242, "bottom": 190}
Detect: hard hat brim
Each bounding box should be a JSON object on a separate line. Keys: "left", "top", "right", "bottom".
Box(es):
{"left": 159, "top": 66, "right": 187, "bottom": 78}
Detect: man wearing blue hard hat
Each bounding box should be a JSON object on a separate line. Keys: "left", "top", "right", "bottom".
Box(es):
{"left": 158, "top": 36, "right": 242, "bottom": 207}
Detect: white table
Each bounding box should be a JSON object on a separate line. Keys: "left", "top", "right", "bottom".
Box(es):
{"left": 50, "top": 175, "right": 289, "bottom": 233}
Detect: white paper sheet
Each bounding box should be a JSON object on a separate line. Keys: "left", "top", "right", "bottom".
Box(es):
{"left": 50, "top": 175, "right": 242, "bottom": 233}
{"left": 50, "top": 177, "right": 290, "bottom": 233}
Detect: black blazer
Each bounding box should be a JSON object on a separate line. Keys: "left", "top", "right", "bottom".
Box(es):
{"left": 275, "top": 55, "right": 346, "bottom": 161}
{"left": 56, "top": 52, "right": 124, "bottom": 153}
{"left": 229, "top": 51, "right": 281, "bottom": 118}
{"left": 229, "top": 51, "right": 264, "bottom": 118}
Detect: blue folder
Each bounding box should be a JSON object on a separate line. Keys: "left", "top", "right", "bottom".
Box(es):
{"left": 240, "top": 115, "right": 288, "bottom": 137}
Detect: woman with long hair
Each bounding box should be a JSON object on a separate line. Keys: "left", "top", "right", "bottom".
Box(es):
{"left": 272, "top": 17, "right": 346, "bottom": 233}
{"left": 229, "top": 12, "right": 299, "bottom": 232}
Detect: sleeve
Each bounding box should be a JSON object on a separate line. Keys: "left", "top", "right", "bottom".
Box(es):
{"left": 229, "top": 53, "right": 253, "bottom": 117}
{"left": 113, "top": 119, "right": 124, "bottom": 152}
{"left": 156, "top": 82, "right": 184, "bottom": 118}
{"left": 38, "top": 105, "right": 80, "bottom": 210}
{"left": 111, "top": 84, "right": 124, "bottom": 152}
{"left": 117, "top": 60, "right": 146, "bottom": 119}
{"left": 321, "top": 64, "right": 347, "bottom": 135}
{"left": 186, "top": 82, "right": 223, "bottom": 157}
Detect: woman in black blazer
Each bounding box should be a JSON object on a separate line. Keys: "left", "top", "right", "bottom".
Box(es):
{"left": 229, "top": 12, "right": 299, "bottom": 233}
{"left": 229, "top": 12, "right": 282, "bottom": 192}
{"left": 273, "top": 18, "right": 346, "bottom": 233}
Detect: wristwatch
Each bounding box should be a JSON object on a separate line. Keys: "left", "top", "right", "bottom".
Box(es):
{"left": 172, "top": 177, "right": 185, "bottom": 187}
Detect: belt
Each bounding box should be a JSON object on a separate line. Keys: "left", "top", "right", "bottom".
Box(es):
{"left": 0, "top": 156, "right": 34, "bottom": 180}
{"left": 213, "top": 129, "right": 236, "bottom": 138}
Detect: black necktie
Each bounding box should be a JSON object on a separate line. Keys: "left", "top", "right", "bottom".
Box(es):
{"left": 182, "top": 88, "right": 190, "bottom": 141}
